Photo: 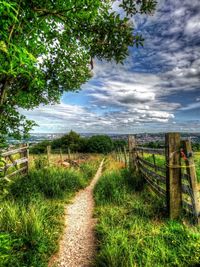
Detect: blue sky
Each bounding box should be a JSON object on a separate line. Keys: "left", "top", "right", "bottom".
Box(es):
{"left": 23, "top": 0, "right": 200, "bottom": 134}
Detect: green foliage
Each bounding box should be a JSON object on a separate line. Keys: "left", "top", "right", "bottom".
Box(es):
{"left": 80, "top": 161, "right": 100, "bottom": 182}
{"left": 0, "top": 233, "right": 13, "bottom": 266}
{"left": 9, "top": 167, "right": 86, "bottom": 200}
{"left": 94, "top": 168, "right": 200, "bottom": 267}
{"left": 31, "top": 132, "right": 118, "bottom": 154}
{"left": 52, "top": 130, "right": 83, "bottom": 151}
{"left": 0, "top": 198, "right": 63, "bottom": 267}
{"left": 192, "top": 142, "right": 200, "bottom": 152}
{"left": 34, "top": 156, "right": 49, "bottom": 169}
{"left": 30, "top": 141, "right": 51, "bottom": 154}
{"left": 0, "top": 0, "right": 156, "bottom": 139}
{"left": 144, "top": 140, "right": 164, "bottom": 149}
{"left": 94, "top": 170, "right": 128, "bottom": 205}
{"left": 30, "top": 132, "right": 87, "bottom": 154}
{"left": 0, "top": 158, "right": 99, "bottom": 266}
{"left": 113, "top": 139, "right": 127, "bottom": 150}
{"left": 87, "top": 135, "right": 113, "bottom": 154}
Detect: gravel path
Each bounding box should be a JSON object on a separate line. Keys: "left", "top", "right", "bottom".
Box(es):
{"left": 50, "top": 160, "right": 104, "bottom": 267}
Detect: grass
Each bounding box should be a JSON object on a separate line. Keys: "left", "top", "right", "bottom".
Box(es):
{"left": 143, "top": 152, "right": 200, "bottom": 183}
{"left": 194, "top": 152, "right": 200, "bottom": 181}
{"left": 0, "top": 157, "right": 100, "bottom": 267}
{"left": 94, "top": 161, "right": 200, "bottom": 267}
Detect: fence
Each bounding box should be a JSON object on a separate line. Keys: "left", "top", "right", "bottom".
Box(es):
{"left": 0, "top": 144, "right": 29, "bottom": 180}
{"left": 112, "top": 147, "right": 128, "bottom": 168}
{"left": 128, "top": 133, "right": 200, "bottom": 224}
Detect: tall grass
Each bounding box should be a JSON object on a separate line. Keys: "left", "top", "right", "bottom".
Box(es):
{"left": 0, "top": 158, "right": 99, "bottom": 267}
{"left": 94, "top": 166, "right": 200, "bottom": 267}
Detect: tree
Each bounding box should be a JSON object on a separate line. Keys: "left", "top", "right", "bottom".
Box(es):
{"left": 29, "top": 140, "right": 51, "bottom": 154}
{"left": 0, "top": 0, "right": 156, "bottom": 141}
{"left": 59, "top": 130, "right": 81, "bottom": 151}
{"left": 113, "top": 139, "right": 127, "bottom": 150}
{"left": 51, "top": 130, "right": 87, "bottom": 152}
{"left": 87, "top": 135, "right": 113, "bottom": 153}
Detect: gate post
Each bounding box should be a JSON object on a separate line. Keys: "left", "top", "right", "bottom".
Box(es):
{"left": 165, "top": 133, "right": 182, "bottom": 219}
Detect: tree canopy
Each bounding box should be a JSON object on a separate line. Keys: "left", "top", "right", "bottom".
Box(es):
{"left": 0, "top": 0, "right": 156, "bottom": 141}
{"left": 30, "top": 131, "right": 128, "bottom": 154}
{"left": 87, "top": 135, "right": 114, "bottom": 154}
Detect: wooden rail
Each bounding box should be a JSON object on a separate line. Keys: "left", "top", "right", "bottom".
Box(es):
{"left": 139, "top": 162, "right": 166, "bottom": 196}
{"left": 135, "top": 146, "right": 165, "bottom": 155}
{"left": 137, "top": 156, "right": 166, "bottom": 173}
{"left": 0, "top": 145, "right": 29, "bottom": 179}
{"left": 128, "top": 133, "right": 200, "bottom": 224}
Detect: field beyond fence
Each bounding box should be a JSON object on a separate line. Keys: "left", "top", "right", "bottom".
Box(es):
{"left": 128, "top": 133, "right": 200, "bottom": 224}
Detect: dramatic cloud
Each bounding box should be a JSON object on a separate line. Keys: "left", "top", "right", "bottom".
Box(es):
{"left": 22, "top": 0, "right": 200, "bottom": 133}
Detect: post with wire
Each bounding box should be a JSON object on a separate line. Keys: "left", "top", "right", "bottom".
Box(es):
{"left": 165, "top": 133, "right": 182, "bottom": 219}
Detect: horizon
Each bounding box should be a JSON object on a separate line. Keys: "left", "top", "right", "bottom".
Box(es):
{"left": 30, "top": 131, "right": 200, "bottom": 135}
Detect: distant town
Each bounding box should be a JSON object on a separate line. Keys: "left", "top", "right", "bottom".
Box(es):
{"left": 7, "top": 132, "right": 200, "bottom": 145}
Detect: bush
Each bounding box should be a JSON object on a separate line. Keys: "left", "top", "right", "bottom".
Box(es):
{"left": 30, "top": 141, "right": 51, "bottom": 154}
{"left": 87, "top": 135, "right": 113, "bottom": 154}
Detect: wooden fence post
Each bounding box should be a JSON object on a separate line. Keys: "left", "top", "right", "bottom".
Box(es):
{"left": 60, "top": 148, "right": 63, "bottom": 163}
{"left": 26, "top": 143, "right": 29, "bottom": 174}
{"left": 165, "top": 133, "right": 182, "bottom": 219}
{"left": 20, "top": 144, "right": 27, "bottom": 174}
{"left": 152, "top": 154, "right": 157, "bottom": 172}
{"left": 47, "top": 145, "right": 51, "bottom": 166}
{"left": 128, "top": 135, "right": 137, "bottom": 171}
{"left": 68, "top": 147, "right": 71, "bottom": 161}
{"left": 182, "top": 140, "right": 200, "bottom": 224}
{"left": 124, "top": 146, "right": 128, "bottom": 168}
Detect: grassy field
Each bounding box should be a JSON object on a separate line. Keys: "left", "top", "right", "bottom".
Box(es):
{"left": 94, "top": 158, "right": 200, "bottom": 267}
{"left": 143, "top": 152, "right": 200, "bottom": 183}
{"left": 0, "top": 156, "right": 100, "bottom": 267}
{"left": 195, "top": 152, "right": 200, "bottom": 181}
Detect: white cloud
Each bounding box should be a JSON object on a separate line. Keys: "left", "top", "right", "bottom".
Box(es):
{"left": 20, "top": 0, "right": 200, "bottom": 133}
{"left": 185, "top": 15, "right": 200, "bottom": 35}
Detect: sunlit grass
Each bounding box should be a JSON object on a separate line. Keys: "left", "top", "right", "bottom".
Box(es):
{"left": 0, "top": 157, "right": 100, "bottom": 267}
{"left": 94, "top": 163, "right": 200, "bottom": 267}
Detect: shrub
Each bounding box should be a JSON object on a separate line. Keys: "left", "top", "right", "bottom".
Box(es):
{"left": 87, "top": 135, "right": 113, "bottom": 154}
{"left": 29, "top": 141, "right": 51, "bottom": 154}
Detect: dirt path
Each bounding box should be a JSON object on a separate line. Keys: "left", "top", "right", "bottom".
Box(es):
{"left": 50, "top": 159, "right": 104, "bottom": 267}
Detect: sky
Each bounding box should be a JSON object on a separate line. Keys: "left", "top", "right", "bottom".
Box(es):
{"left": 22, "top": 0, "right": 200, "bottom": 134}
